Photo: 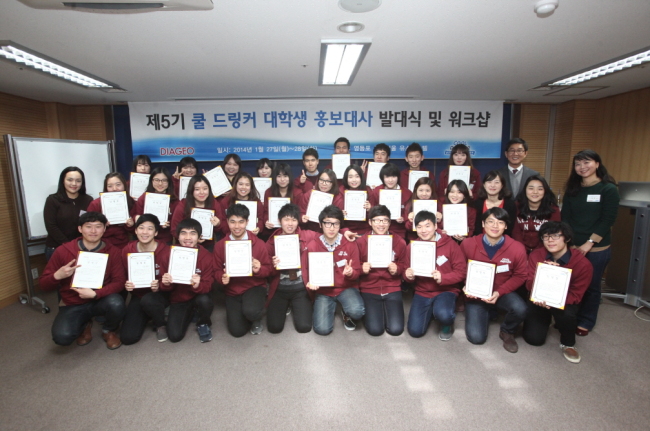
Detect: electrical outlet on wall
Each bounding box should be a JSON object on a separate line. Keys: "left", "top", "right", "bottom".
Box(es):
{"left": 31, "top": 268, "right": 38, "bottom": 279}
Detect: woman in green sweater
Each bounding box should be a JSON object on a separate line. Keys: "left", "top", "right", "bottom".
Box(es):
{"left": 561, "top": 150, "right": 619, "bottom": 336}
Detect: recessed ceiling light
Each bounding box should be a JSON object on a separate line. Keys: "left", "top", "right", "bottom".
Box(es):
{"left": 339, "top": 0, "right": 381, "bottom": 13}
{"left": 338, "top": 22, "right": 365, "bottom": 33}
{"left": 319, "top": 40, "right": 371, "bottom": 85}
{"left": 534, "top": 0, "right": 558, "bottom": 16}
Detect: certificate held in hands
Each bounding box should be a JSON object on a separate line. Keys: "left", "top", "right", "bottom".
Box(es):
{"left": 368, "top": 235, "right": 393, "bottom": 268}
{"left": 274, "top": 234, "right": 301, "bottom": 270}
{"left": 204, "top": 166, "right": 232, "bottom": 197}
{"left": 100, "top": 191, "right": 130, "bottom": 225}
{"left": 71, "top": 251, "right": 109, "bottom": 289}
{"left": 332, "top": 154, "right": 351, "bottom": 179}
{"left": 408, "top": 171, "right": 430, "bottom": 192}
{"left": 379, "top": 189, "right": 402, "bottom": 220}
{"left": 268, "top": 197, "right": 291, "bottom": 228}
{"left": 144, "top": 193, "right": 170, "bottom": 224}
{"left": 129, "top": 173, "right": 150, "bottom": 200}
{"left": 168, "top": 246, "right": 198, "bottom": 285}
{"left": 412, "top": 200, "right": 438, "bottom": 231}
{"left": 448, "top": 166, "right": 471, "bottom": 187}
{"left": 366, "top": 162, "right": 386, "bottom": 187}
{"left": 306, "top": 190, "right": 333, "bottom": 222}
{"left": 190, "top": 208, "right": 215, "bottom": 240}
{"left": 179, "top": 176, "right": 192, "bottom": 200}
{"left": 442, "top": 204, "right": 468, "bottom": 236}
{"left": 344, "top": 190, "right": 367, "bottom": 221}
{"left": 236, "top": 200, "right": 258, "bottom": 231}
{"left": 410, "top": 241, "right": 436, "bottom": 277}
{"left": 253, "top": 177, "right": 272, "bottom": 198}
{"left": 226, "top": 240, "right": 253, "bottom": 277}
{"left": 127, "top": 252, "right": 156, "bottom": 288}
{"left": 530, "top": 263, "right": 572, "bottom": 309}
{"left": 308, "top": 252, "right": 334, "bottom": 287}
{"left": 465, "top": 260, "right": 496, "bottom": 299}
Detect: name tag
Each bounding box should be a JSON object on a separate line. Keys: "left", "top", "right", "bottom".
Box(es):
{"left": 336, "top": 259, "right": 347, "bottom": 268}
{"left": 436, "top": 255, "right": 448, "bottom": 266}
{"left": 587, "top": 194, "right": 601, "bottom": 202}
{"left": 79, "top": 210, "right": 87, "bottom": 216}
{"left": 496, "top": 264, "right": 510, "bottom": 273}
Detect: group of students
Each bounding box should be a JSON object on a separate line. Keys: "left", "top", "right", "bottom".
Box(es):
{"left": 40, "top": 136, "right": 620, "bottom": 364}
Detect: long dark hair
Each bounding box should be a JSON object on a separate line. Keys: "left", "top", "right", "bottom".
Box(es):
{"left": 445, "top": 179, "right": 471, "bottom": 204}
{"left": 448, "top": 143, "right": 473, "bottom": 167}
{"left": 57, "top": 166, "right": 87, "bottom": 197}
{"left": 269, "top": 163, "right": 295, "bottom": 198}
{"left": 146, "top": 167, "right": 177, "bottom": 201}
{"left": 103, "top": 172, "right": 133, "bottom": 210}
{"left": 516, "top": 175, "right": 556, "bottom": 219}
{"left": 315, "top": 169, "right": 339, "bottom": 196}
{"left": 342, "top": 165, "right": 366, "bottom": 190}
{"left": 565, "top": 149, "right": 617, "bottom": 197}
{"left": 477, "top": 170, "right": 512, "bottom": 200}
{"left": 183, "top": 175, "right": 215, "bottom": 218}
{"left": 229, "top": 171, "right": 260, "bottom": 206}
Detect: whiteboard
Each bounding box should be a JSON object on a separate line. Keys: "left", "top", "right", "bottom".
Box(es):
{"left": 9, "top": 137, "right": 114, "bottom": 240}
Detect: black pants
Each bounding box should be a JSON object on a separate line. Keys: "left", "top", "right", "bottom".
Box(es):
{"left": 225, "top": 285, "right": 266, "bottom": 337}
{"left": 51, "top": 294, "right": 125, "bottom": 346}
{"left": 120, "top": 292, "right": 170, "bottom": 345}
{"left": 267, "top": 289, "right": 312, "bottom": 334}
{"left": 167, "top": 294, "right": 214, "bottom": 343}
{"left": 523, "top": 301, "right": 578, "bottom": 347}
{"left": 361, "top": 291, "right": 404, "bottom": 336}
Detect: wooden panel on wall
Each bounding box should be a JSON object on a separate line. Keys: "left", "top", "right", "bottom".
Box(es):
{"left": 75, "top": 106, "right": 108, "bottom": 141}
{"left": 517, "top": 104, "right": 551, "bottom": 176}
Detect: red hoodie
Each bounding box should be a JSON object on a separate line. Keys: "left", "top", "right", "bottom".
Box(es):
{"left": 159, "top": 245, "right": 214, "bottom": 303}
{"left": 40, "top": 238, "right": 125, "bottom": 306}
{"left": 121, "top": 240, "right": 170, "bottom": 298}
{"left": 86, "top": 198, "right": 136, "bottom": 249}
{"left": 406, "top": 234, "right": 467, "bottom": 298}
{"left": 356, "top": 234, "right": 408, "bottom": 295}
{"left": 214, "top": 232, "right": 273, "bottom": 296}
{"left": 526, "top": 247, "right": 592, "bottom": 305}
{"left": 338, "top": 185, "right": 378, "bottom": 236}
{"left": 512, "top": 204, "right": 561, "bottom": 252}
{"left": 302, "top": 235, "right": 361, "bottom": 297}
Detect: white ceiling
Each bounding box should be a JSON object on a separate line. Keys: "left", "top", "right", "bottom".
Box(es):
{"left": 1, "top": 0, "right": 649, "bottom": 105}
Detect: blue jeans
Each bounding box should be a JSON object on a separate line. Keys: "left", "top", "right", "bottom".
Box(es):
{"left": 464, "top": 292, "right": 528, "bottom": 345}
{"left": 51, "top": 293, "right": 126, "bottom": 346}
{"left": 361, "top": 291, "right": 404, "bottom": 336}
{"left": 578, "top": 247, "right": 611, "bottom": 330}
{"left": 313, "top": 288, "right": 365, "bottom": 335}
{"left": 407, "top": 291, "right": 457, "bottom": 338}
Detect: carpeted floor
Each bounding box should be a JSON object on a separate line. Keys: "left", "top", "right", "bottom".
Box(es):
{"left": 1, "top": 289, "right": 649, "bottom": 431}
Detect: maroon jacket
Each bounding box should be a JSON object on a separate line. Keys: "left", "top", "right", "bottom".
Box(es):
{"left": 159, "top": 245, "right": 214, "bottom": 304}
{"left": 526, "top": 247, "right": 592, "bottom": 305}
{"left": 372, "top": 185, "right": 412, "bottom": 241}
{"left": 399, "top": 168, "right": 437, "bottom": 194}
{"left": 87, "top": 197, "right": 135, "bottom": 249}
{"left": 460, "top": 234, "right": 527, "bottom": 297}
{"left": 121, "top": 240, "right": 170, "bottom": 298}
{"left": 213, "top": 232, "right": 273, "bottom": 296}
{"left": 170, "top": 198, "right": 224, "bottom": 250}
{"left": 40, "top": 238, "right": 125, "bottom": 306}
{"left": 357, "top": 234, "right": 408, "bottom": 295}
{"left": 512, "top": 204, "right": 561, "bottom": 252}
{"left": 407, "top": 234, "right": 467, "bottom": 298}
{"left": 134, "top": 193, "right": 180, "bottom": 245}
{"left": 303, "top": 235, "right": 361, "bottom": 297}
{"left": 293, "top": 174, "right": 319, "bottom": 194}
{"left": 436, "top": 166, "right": 483, "bottom": 199}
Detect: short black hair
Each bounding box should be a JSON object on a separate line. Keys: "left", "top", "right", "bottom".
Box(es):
{"left": 414, "top": 210, "right": 437, "bottom": 227}
{"left": 132, "top": 155, "right": 152, "bottom": 171}
{"left": 256, "top": 158, "right": 275, "bottom": 172}
{"left": 278, "top": 203, "right": 301, "bottom": 221}
{"left": 334, "top": 137, "right": 350, "bottom": 149}
{"left": 179, "top": 156, "right": 198, "bottom": 169}
{"left": 379, "top": 163, "right": 400, "bottom": 184}
{"left": 374, "top": 143, "right": 391, "bottom": 157}
{"left": 368, "top": 205, "right": 391, "bottom": 220}
{"left": 318, "top": 204, "right": 344, "bottom": 225}
{"left": 506, "top": 138, "right": 528, "bottom": 152}
{"left": 226, "top": 203, "right": 250, "bottom": 221}
{"left": 405, "top": 142, "right": 423, "bottom": 156}
{"left": 176, "top": 218, "right": 202, "bottom": 237}
{"left": 481, "top": 207, "right": 510, "bottom": 227}
{"left": 78, "top": 211, "right": 107, "bottom": 227}
{"left": 303, "top": 148, "right": 319, "bottom": 160}
{"left": 538, "top": 221, "right": 574, "bottom": 246}
{"left": 135, "top": 213, "right": 160, "bottom": 232}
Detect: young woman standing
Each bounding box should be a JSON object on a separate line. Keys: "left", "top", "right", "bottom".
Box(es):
{"left": 513, "top": 175, "right": 560, "bottom": 253}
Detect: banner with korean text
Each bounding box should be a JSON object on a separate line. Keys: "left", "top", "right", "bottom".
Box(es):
{"left": 128, "top": 100, "right": 504, "bottom": 162}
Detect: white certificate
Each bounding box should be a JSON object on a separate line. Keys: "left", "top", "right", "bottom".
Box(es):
{"left": 367, "top": 235, "right": 393, "bottom": 268}
{"left": 379, "top": 189, "right": 402, "bottom": 220}
{"left": 71, "top": 251, "right": 109, "bottom": 289}
{"left": 465, "top": 260, "right": 496, "bottom": 299}
{"left": 127, "top": 252, "right": 155, "bottom": 288}
{"left": 274, "top": 234, "right": 301, "bottom": 270}
{"left": 442, "top": 204, "right": 468, "bottom": 236}
{"left": 179, "top": 176, "right": 192, "bottom": 200}
{"left": 253, "top": 177, "right": 272, "bottom": 198}
{"left": 190, "top": 208, "right": 215, "bottom": 240}
{"left": 168, "top": 246, "right": 198, "bottom": 285}
{"left": 268, "top": 197, "right": 291, "bottom": 228}
{"left": 530, "top": 263, "right": 572, "bottom": 309}
{"left": 129, "top": 172, "right": 150, "bottom": 200}
{"left": 308, "top": 252, "right": 334, "bottom": 287}
{"left": 236, "top": 200, "right": 258, "bottom": 231}
{"left": 412, "top": 199, "right": 438, "bottom": 231}
{"left": 204, "top": 166, "right": 232, "bottom": 197}
{"left": 332, "top": 154, "right": 351, "bottom": 179}
{"left": 226, "top": 240, "right": 253, "bottom": 277}
{"left": 100, "top": 191, "right": 129, "bottom": 225}
{"left": 143, "top": 193, "right": 170, "bottom": 224}
{"left": 344, "top": 190, "right": 367, "bottom": 221}
{"left": 410, "top": 241, "right": 436, "bottom": 277}
{"left": 306, "top": 190, "right": 334, "bottom": 222}
{"left": 408, "top": 170, "right": 430, "bottom": 192}
{"left": 448, "top": 165, "right": 471, "bottom": 187}
{"left": 366, "top": 162, "right": 386, "bottom": 187}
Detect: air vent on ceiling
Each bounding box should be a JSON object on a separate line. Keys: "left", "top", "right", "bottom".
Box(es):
{"left": 19, "top": 0, "right": 213, "bottom": 13}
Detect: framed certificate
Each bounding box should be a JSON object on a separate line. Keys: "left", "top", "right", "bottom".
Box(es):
{"left": 408, "top": 170, "right": 430, "bottom": 192}
{"left": 168, "top": 246, "right": 198, "bottom": 285}
{"left": 226, "top": 240, "right": 253, "bottom": 277}
{"left": 344, "top": 190, "right": 367, "bottom": 221}
{"left": 442, "top": 204, "right": 468, "bottom": 236}
{"left": 127, "top": 252, "right": 156, "bottom": 288}
{"left": 530, "top": 263, "right": 572, "bottom": 309}
{"left": 410, "top": 241, "right": 436, "bottom": 277}
{"left": 412, "top": 199, "right": 438, "bottom": 231}
{"left": 366, "top": 162, "right": 386, "bottom": 187}
{"left": 190, "top": 208, "right": 215, "bottom": 240}
{"left": 204, "top": 166, "right": 232, "bottom": 197}
{"left": 465, "top": 260, "right": 496, "bottom": 299}
{"left": 308, "top": 252, "right": 334, "bottom": 287}
{"left": 100, "top": 191, "right": 129, "bottom": 225}
{"left": 448, "top": 165, "right": 471, "bottom": 187}
{"left": 268, "top": 197, "right": 291, "bottom": 228}
{"left": 306, "top": 190, "right": 334, "bottom": 222}
{"left": 71, "top": 251, "right": 109, "bottom": 289}
{"left": 143, "top": 193, "right": 170, "bottom": 224}
{"left": 236, "top": 200, "right": 258, "bottom": 231}
{"left": 129, "top": 172, "right": 150, "bottom": 200}
{"left": 253, "top": 177, "right": 272, "bottom": 198}
{"left": 179, "top": 176, "right": 192, "bottom": 200}
{"left": 379, "top": 189, "right": 402, "bottom": 220}
{"left": 274, "top": 234, "right": 301, "bottom": 270}
{"left": 332, "top": 154, "right": 351, "bottom": 179}
{"left": 367, "top": 235, "right": 393, "bottom": 268}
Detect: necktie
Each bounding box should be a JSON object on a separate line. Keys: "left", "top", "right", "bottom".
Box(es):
{"left": 512, "top": 169, "right": 518, "bottom": 175}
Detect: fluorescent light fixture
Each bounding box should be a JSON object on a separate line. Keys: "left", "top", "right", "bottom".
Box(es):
{"left": 319, "top": 40, "right": 371, "bottom": 86}
{"left": 543, "top": 46, "right": 650, "bottom": 86}
{"left": 0, "top": 40, "right": 121, "bottom": 89}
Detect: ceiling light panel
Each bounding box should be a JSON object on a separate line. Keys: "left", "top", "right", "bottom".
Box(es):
{"left": 319, "top": 41, "right": 371, "bottom": 86}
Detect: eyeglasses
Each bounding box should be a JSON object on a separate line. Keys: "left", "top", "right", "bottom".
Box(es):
{"left": 322, "top": 221, "right": 340, "bottom": 228}
{"left": 485, "top": 219, "right": 506, "bottom": 227}
{"left": 152, "top": 179, "right": 169, "bottom": 184}
{"left": 542, "top": 234, "right": 563, "bottom": 241}
{"left": 371, "top": 218, "right": 390, "bottom": 225}
{"left": 319, "top": 179, "right": 333, "bottom": 185}
{"left": 507, "top": 149, "right": 526, "bottom": 154}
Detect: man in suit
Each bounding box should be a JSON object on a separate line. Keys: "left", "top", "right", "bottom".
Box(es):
{"left": 498, "top": 138, "right": 539, "bottom": 197}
